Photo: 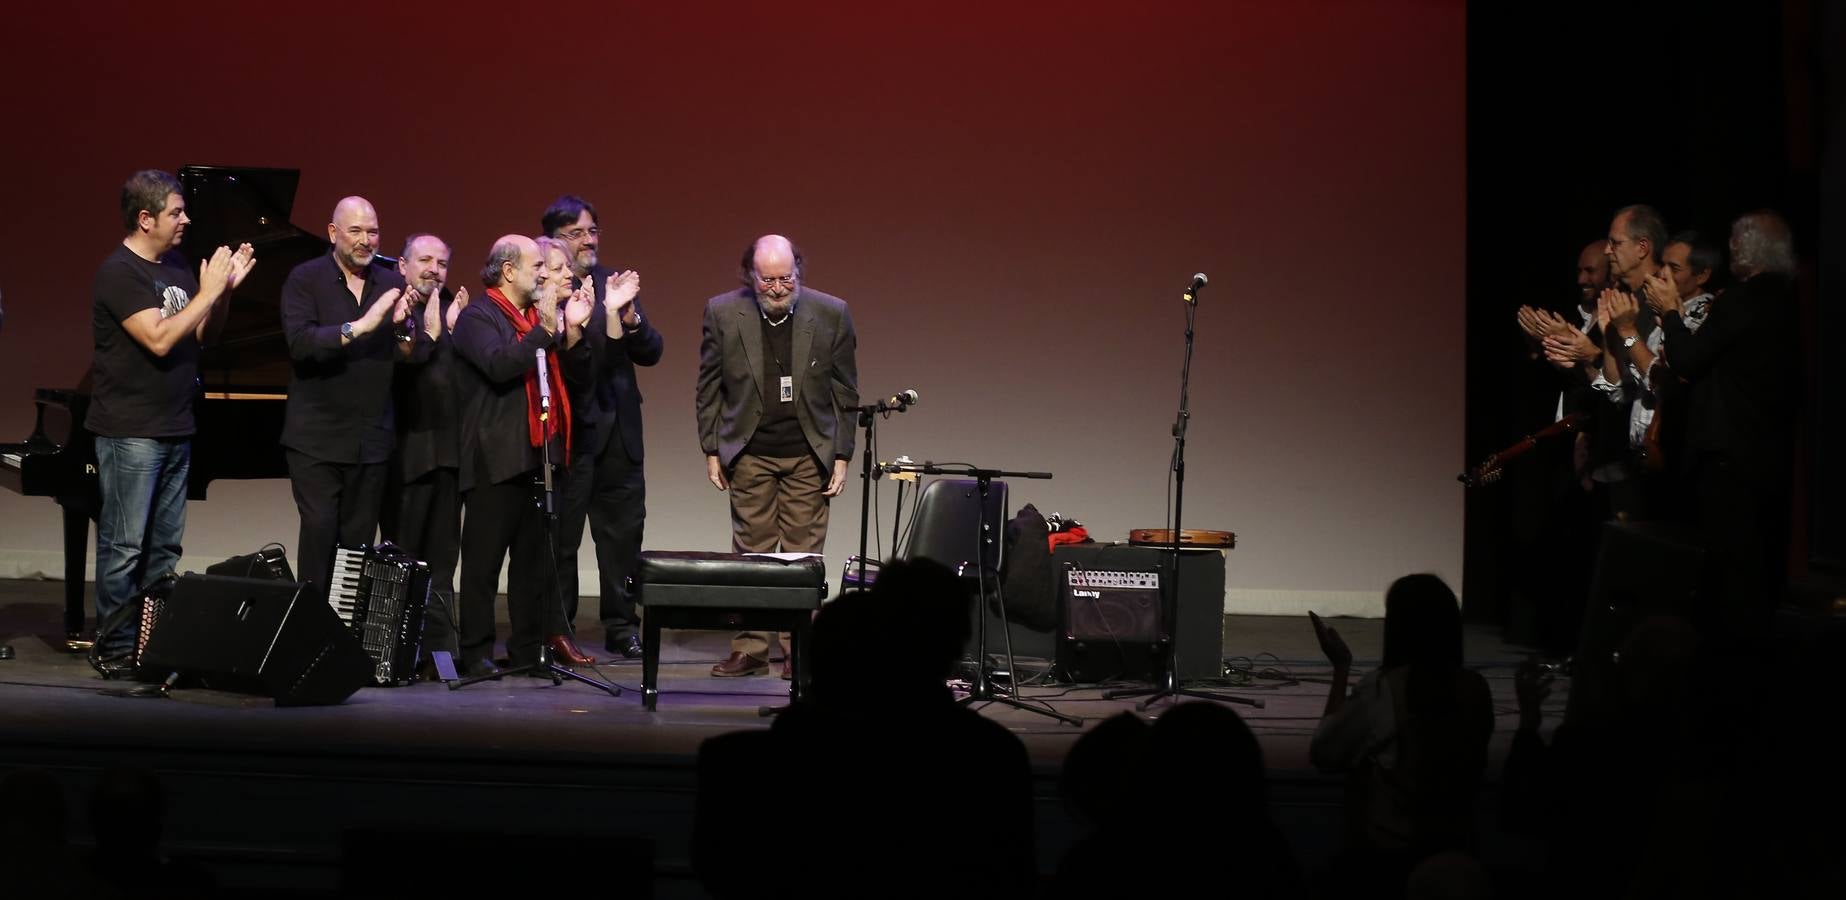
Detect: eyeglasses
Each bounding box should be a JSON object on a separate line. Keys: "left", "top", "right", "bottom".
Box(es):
{"left": 560, "top": 227, "right": 601, "bottom": 241}
{"left": 755, "top": 273, "right": 796, "bottom": 288}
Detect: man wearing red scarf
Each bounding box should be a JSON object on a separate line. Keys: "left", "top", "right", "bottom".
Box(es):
{"left": 450, "top": 235, "right": 591, "bottom": 675}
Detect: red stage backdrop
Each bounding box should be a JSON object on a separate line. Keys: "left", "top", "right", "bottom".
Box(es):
{"left": 0, "top": 1, "right": 1465, "bottom": 616}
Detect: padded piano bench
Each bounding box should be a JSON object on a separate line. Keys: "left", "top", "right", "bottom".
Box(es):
{"left": 632, "top": 551, "right": 827, "bottom": 711}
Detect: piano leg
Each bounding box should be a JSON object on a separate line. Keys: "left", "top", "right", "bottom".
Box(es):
{"left": 62, "top": 504, "right": 90, "bottom": 639}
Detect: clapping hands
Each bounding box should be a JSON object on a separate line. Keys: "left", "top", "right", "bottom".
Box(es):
{"left": 1642, "top": 268, "right": 1681, "bottom": 316}
{"left": 564, "top": 283, "right": 594, "bottom": 330}
{"left": 1309, "top": 611, "right": 1353, "bottom": 671}
{"left": 603, "top": 270, "right": 640, "bottom": 320}
{"left": 445, "top": 286, "right": 469, "bottom": 333}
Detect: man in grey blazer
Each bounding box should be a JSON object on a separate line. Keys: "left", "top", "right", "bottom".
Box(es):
{"left": 696, "top": 234, "right": 859, "bottom": 677}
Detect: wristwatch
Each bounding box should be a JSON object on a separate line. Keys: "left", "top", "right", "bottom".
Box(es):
{"left": 623, "top": 310, "right": 644, "bottom": 333}
{"left": 1621, "top": 335, "right": 1639, "bottom": 349}
{"left": 340, "top": 321, "right": 356, "bottom": 340}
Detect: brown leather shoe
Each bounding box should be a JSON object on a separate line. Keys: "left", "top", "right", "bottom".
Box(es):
{"left": 711, "top": 652, "right": 768, "bottom": 677}
{"left": 546, "top": 634, "right": 596, "bottom": 666}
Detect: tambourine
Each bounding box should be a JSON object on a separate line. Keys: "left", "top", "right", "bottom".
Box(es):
{"left": 1127, "top": 528, "right": 1236, "bottom": 548}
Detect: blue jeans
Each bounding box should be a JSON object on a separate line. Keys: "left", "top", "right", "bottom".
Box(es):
{"left": 94, "top": 437, "right": 190, "bottom": 655}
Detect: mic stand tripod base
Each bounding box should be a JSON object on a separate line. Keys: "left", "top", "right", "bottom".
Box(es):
{"left": 1100, "top": 670, "right": 1262, "bottom": 711}
{"left": 449, "top": 645, "right": 622, "bottom": 696}
{"left": 446, "top": 427, "right": 620, "bottom": 697}
{"left": 957, "top": 674, "right": 1083, "bottom": 726}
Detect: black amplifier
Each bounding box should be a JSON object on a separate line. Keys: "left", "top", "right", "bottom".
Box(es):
{"left": 1053, "top": 544, "right": 1225, "bottom": 683}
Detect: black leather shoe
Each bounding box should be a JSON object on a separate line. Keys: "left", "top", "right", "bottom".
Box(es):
{"left": 460, "top": 657, "right": 502, "bottom": 678}
{"left": 92, "top": 654, "right": 138, "bottom": 680}
{"left": 604, "top": 631, "right": 642, "bottom": 657}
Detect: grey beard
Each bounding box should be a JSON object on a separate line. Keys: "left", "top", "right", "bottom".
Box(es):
{"left": 339, "top": 247, "right": 373, "bottom": 272}
{"left": 757, "top": 291, "right": 793, "bottom": 318}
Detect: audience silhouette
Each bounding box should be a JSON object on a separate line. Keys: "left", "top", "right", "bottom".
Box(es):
{"left": 694, "top": 559, "right": 1035, "bottom": 898}
{"left": 1310, "top": 574, "right": 1495, "bottom": 897}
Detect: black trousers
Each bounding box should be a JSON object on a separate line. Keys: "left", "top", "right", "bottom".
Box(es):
{"left": 557, "top": 438, "right": 645, "bottom": 641}
{"left": 459, "top": 473, "right": 563, "bottom": 666}
{"left": 1530, "top": 476, "right": 1600, "bottom": 656}
{"left": 286, "top": 449, "right": 386, "bottom": 602}
{"left": 1690, "top": 456, "right": 1789, "bottom": 641}
{"left": 380, "top": 465, "right": 462, "bottom": 657}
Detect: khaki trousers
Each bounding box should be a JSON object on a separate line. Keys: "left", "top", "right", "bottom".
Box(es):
{"left": 728, "top": 453, "right": 829, "bottom": 660}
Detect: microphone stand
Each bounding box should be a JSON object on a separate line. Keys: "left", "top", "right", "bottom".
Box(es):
{"left": 886, "top": 463, "right": 1080, "bottom": 726}
{"left": 452, "top": 315, "right": 619, "bottom": 696}
{"left": 1101, "top": 281, "right": 1258, "bottom": 711}
{"left": 852, "top": 395, "right": 914, "bottom": 589}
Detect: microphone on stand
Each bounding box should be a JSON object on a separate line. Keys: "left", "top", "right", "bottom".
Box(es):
{"left": 879, "top": 389, "right": 919, "bottom": 412}
{"left": 533, "top": 288, "right": 566, "bottom": 414}
{"left": 1183, "top": 272, "right": 1208, "bottom": 305}
{"left": 876, "top": 456, "right": 918, "bottom": 482}
{"left": 534, "top": 348, "right": 551, "bottom": 412}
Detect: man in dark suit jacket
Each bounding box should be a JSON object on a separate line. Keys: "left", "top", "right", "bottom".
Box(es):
{"left": 279, "top": 196, "right": 420, "bottom": 600}
{"left": 380, "top": 233, "right": 465, "bottom": 664}
{"left": 450, "top": 234, "right": 592, "bottom": 674}
{"left": 696, "top": 234, "right": 859, "bottom": 678}
{"left": 1656, "top": 210, "right": 1803, "bottom": 636}
{"left": 542, "top": 196, "right": 662, "bottom": 660}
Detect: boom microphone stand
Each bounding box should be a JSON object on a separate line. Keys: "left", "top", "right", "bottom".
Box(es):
{"left": 853, "top": 390, "right": 919, "bottom": 588}
{"left": 452, "top": 322, "right": 619, "bottom": 696}
{"left": 887, "top": 462, "right": 1081, "bottom": 726}
{"left": 1102, "top": 274, "right": 1259, "bottom": 711}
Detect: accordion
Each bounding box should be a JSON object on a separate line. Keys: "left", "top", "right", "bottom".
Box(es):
{"left": 128, "top": 572, "right": 179, "bottom": 678}
{"left": 329, "top": 543, "right": 431, "bottom": 686}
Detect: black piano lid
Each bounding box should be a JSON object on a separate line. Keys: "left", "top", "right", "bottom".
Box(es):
{"left": 177, "top": 165, "right": 330, "bottom": 388}
{"left": 177, "top": 165, "right": 304, "bottom": 250}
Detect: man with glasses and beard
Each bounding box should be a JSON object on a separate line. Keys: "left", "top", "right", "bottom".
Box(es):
{"left": 697, "top": 234, "right": 858, "bottom": 679}
{"left": 540, "top": 196, "right": 658, "bottom": 660}
{"left": 381, "top": 233, "right": 468, "bottom": 667}
{"left": 280, "top": 196, "right": 420, "bottom": 601}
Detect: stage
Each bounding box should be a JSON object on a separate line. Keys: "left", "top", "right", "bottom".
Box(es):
{"left": 0, "top": 577, "right": 1558, "bottom": 896}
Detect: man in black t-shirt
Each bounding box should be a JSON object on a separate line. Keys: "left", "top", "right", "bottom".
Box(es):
{"left": 87, "top": 169, "right": 253, "bottom": 671}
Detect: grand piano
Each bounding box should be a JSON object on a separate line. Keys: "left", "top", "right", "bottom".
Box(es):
{"left": 0, "top": 166, "right": 327, "bottom": 642}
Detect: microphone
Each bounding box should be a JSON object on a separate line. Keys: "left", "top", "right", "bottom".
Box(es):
{"left": 534, "top": 346, "right": 552, "bottom": 413}
{"left": 880, "top": 389, "right": 919, "bottom": 411}
{"left": 875, "top": 455, "right": 917, "bottom": 481}
{"left": 1183, "top": 272, "right": 1208, "bottom": 304}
